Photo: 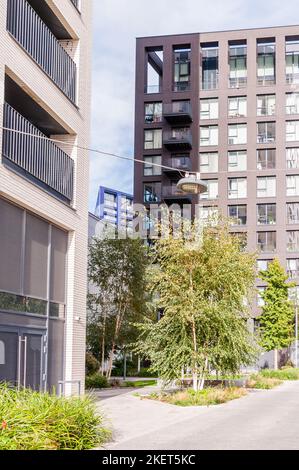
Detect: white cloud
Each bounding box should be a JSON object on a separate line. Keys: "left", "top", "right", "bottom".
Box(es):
{"left": 89, "top": 0, "right": 299, "bottom": 211}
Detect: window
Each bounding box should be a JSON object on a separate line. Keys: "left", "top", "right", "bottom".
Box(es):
{"left": 200, "top": 126, "right": 218, "bottom": 146}
{"left": 200, "top": 180, "right": 218, "bottom": 200}
{"left": 143, "top": 182, "right": 161, "bottom": 203}
{"left": 144, "top": 129, "right": 162, "bottom": 150}
{"left": 200, "top": 153, "right": 218, "bottom": 173}
{"left": 228, "top": 205, "right": 247, "bottom": 225}
{"left": 228, "top": 178, "right": 247, "bottom": 199}
{"left": 257, "top": 176, "right": 276, "bottom": 197}
{"left": 174, "top": 48, "right": 191, "bottom": 91}
{"left": 257, "top": 259, "right": 272, "bottom": 272}
{"left": 286, "top": 93, "right": 299, "bottom": 114}
{"left": 228, "top": 124, "right": 247, "bottom": 145}
{"left": 286, "top": 37, "right": 299, "bottom": 85}
{"left": 229, "top": 43, "right": 247, "bottom": 88}
{"left": 231, "top": 232, "right": 247, "bottom": 250}
{"left": 257, "top": 40, "right": 276, "bottom": 85}
{"left": 143, "top": 156, "right": 162, "bottom": 176}
{"left": 228, "top": 151, "right": 247, "bottom": 172}
{"left": 287, "top": 203, "right": 299, "bottom": 224}
{"left": 199, "top": 206, "right": 219, "bottom": 223}
{"left": 257, "top": 95, "right": 276, "bottom": 116}
{"left": 228, "top": 96, "right": 247, "bottom": 117}
{"left": 257, "top": 122, "right": 275, "bottom": 143}
{"left": 286, "top": 148, "right": 299, "bottom": 169}
{"left": 170, "top": 154, "right": 191, "bottom": 170}
{"left": 257, "top": 232, "right": 276, "bottom": 253}
{"left": 287, "top": 175, "right": 299, "bottom": 196}
{"left": 146, "top": 48, "right": 163, "bottom": 94}
{"left": 287, "top": 231, "right": 299, "bottom": 252}
{"left": 201, "top": 44, "right": 219, "bottom": 90}
{"left": 200, "top": 98, "right": 219, "bottom": 120}
{"left": 145, "top": 102, "right": 162, "bottom": 123}
{"left": 286, "top": 121, "right": 299, "bottom": 142}
{"left": 257, "top": 204, "right": 276, "bottom": 225}
{"left": 257, "top": 149, "right": 276, "bottom": 170}
{"left": 257, "top": 287, "right": 266, "bottom": 307}
{"left": 287, "top": 259, "right": 299, "bottom": 278}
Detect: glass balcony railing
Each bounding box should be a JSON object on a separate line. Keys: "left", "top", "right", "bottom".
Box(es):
{"left": 2, "top": 103, "right": 74, "bottom": 202}
{"left": 7, "top": 0, "right": 77, "bottom": 103}
{"left": 163, "top": 130, "right": 192, "bottom": 149}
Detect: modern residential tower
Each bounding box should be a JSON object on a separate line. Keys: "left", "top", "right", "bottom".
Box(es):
{"left": 95, "top": 186, "right": 134, "bottom": 232}
{"left": 0, "top": 0, "right": 92, "bottom": 394}
{"left": 134, "top": 25, "right": 299, "bottom": 323}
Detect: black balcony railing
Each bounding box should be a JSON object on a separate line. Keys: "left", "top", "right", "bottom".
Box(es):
{"left": 2, "top": 103, "right": 74, "bottom": 202}
{"left": 163, "top": 130, "right": 192, "bottom": 150}
{"left": 163, "top": 102, "right": 192, "bottom": 124}
{"left": 7, "top": 0, "right": 77, "bottom": 103}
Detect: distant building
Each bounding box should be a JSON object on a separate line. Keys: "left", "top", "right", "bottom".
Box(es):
{"left": 95, "top": 186, "right": 134, "bottom": 232}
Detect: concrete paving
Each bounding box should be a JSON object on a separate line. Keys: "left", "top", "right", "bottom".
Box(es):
{"left": 96, "top": 381, "right": 299, "bottom": 450}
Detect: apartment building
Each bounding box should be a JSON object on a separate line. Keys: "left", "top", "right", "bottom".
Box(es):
{"left": 134, "top": 25, "right": 299, "bottom": 322}
{"left": 0, "top": 0, "right": 92, "bottom": 394}
{"left": 95, "top": 186, "right": 134, "bottom": 233}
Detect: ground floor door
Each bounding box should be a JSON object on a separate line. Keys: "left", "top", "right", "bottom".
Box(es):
{"left": 0, "top": 327, "right": 46, "bottom": 391}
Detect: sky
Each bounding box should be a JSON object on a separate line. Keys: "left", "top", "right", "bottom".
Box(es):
{"left": 89, "top": 0, "right": 298, "bottom": 212}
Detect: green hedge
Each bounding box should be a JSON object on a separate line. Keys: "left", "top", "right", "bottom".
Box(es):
{"left": 0, "top": 384, "right": 110, "bottom": 450}
{"left": 85, "top": 374, "right": 109, "bottom": 389}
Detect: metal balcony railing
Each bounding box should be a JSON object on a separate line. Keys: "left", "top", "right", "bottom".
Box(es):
{"left": 163, "top": 130, "right": 192, "bottom": 148}
{"left": 164, "top": 157, "right": 191, "bottom": 172}
{"left": 2, "top": 103, "right": 74, "bottom": 202}
{"left": 7, "top": 0, "right": 77, "bottom": 103}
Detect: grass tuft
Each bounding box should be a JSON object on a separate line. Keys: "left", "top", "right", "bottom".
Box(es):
{"left": 259, "top": 368, "right": 299, "bottom": 381}
{"left": 0, "top": 383, "right": 110, "bottom": 450}
{"left": 247, "top": 374, "right": 282, "bottom": 389}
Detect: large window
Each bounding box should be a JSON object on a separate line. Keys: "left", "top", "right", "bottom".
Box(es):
{"left": 287, "top": 231, "right": 299, "bottom": 252}
{"left": 174, "top": 47, "right": 191, "bottom": 91}
{"left": 257, "top": 95, "right": 276, "bottom": 116}
{"left": 286, "top": 121, "right": 299, "bottom": 142}
{"left": 228, "top": 205, "right": 247, "bottom": 225}
{"left": 286, "top": 148, "right": 299, "bottom": 169}
{"left": 143, "top": 182, "right": 161, "bottom": 203}
{"left": 257, "top": 122, "right": 275, "bottom": 143}
{"left": 257, "top": 231, "right": 276, "bottom": 253}
{"left": 286, "top": 93, "right": 299, "bottom": 114}
{"left": 287, "top": 175, "right": 299, "bottom": 196}
{"left": 200, "top": 180, "right": 218, "bottom": 200}
{"left": 0, "top": 198, "right": 67, "bottom": 318}
{"left": 228, "top": 96, "right": 247, "bottom": 117}
{"left": 257, "top": 40, "right": 276, "bottom": 85}
{"left": 257, "top": 149, "right": 276, "bottom": 170}
{"left": 286, "top": 37, "right": 299, "bottom": 85}
{"left": 228, "top": 151, "right": 247, "bottom": 172}
{"left": 287, "top": 259, "right": 299, "bottom": 279}
{"left": 144, "top": 129, "right": 162, "bottom": 150}
{"left": 199, "top": 206, "right": 219, "bottom": 223}
{"left": 228, "top": 178, "right": 247, "bottom": 199}
{"left": 145, "top": 102, "right": 162, "bottom": 123}
{"left": 228, "top": 124, "right": 247, "bottom": 145}
{"left": 201, "top": 44, "right": 219, "bottom": 90}
{"left": 257, "top": 259, "right": 273, "bottom": 272}
{"left": 229, "top": 43, "right": 247, "bottom": 88}
{"left": 257, "top": 176, "right": 276, "bottom": 197}
{"left": 200, "top": 152, "right": 218, "bottom": 173}
{"left": 143, "top": 155, "right": 162, "bottom": 176}
{"left": 257, "top": 204, "right": 276, "bottom": 225}
{"left": 257, "top": 287, "right": 266, "bottom": 307}
{"left": 200, "top": 98, "right": 219, "bottom": 120}
{"left": 287, "top": 203, "right": 299, "bottom": 224}
{"left": 200, "top": 126, "right": 218, "bottom": 146}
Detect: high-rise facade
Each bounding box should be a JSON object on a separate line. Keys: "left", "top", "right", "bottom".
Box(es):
{"left": 95, "top": 186, "right": 134, "bottom": 232}
{"left": 0, "top": 0, "right": 92, "bottom": 394}
{"left": 134, "top": 25, "right": 299, "bottom": 323}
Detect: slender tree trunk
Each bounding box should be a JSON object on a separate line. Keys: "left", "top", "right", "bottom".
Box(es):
{"left": 101, "top": 311, "right": 107, "bottom": 375}
{"left": 106, "top": 301, "right": 125, "bottom": 379}
{"left": 274, "top": 349, "right": 279, "bottom": 370}
{"left": 137, "top": 355, "right": 141, "bottom": 374}
{"left": 198, "top": 357, "right": 209, "bottom": 391}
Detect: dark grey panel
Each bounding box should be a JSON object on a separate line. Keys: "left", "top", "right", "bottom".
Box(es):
{"left": 47, "top": 319, "right": 64, "bottom": 392}
{"left": 50, "top": 227, "right": 68, "bottom": 304}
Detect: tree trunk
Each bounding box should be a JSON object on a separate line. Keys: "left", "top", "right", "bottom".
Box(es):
{"left": 274, "top": 349, "right": 279, "bottom": 370}
{"left": 137, "top": 355, "right": 141, "bottom": 374}
{"left": 192, "top": 371, "right": 198, "bottom": 391}
{"left": 100, "top": 312, "right": 107, "bottom": 375}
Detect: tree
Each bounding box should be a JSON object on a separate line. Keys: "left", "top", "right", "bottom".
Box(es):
{"left": 87, "top": 233, "right": 150, "bottom": 378}
{"left": 259, "top": 258, "right": 295, "bottom": 369}
{"left": 134, "top": 218, "right": 258, "bottom": 391}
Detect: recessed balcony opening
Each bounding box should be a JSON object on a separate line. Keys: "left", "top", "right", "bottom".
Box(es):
{"left": 163, "top": 128, "right": 192, "bottom": 150}
{"left": 228, "top": 40, "right": 247, "bottom": 89}
{"left": 201, "top": 42, "right": 219, "bottom": 90}
{"left": 3, "top": 75, "right": 74, "bottom": 204}
{"left": 163, "top": 154, "right": 191, "bottom": 174}
{"left": 162, "top": 179, "right": 193, "bottom": 203}
{"left": 163, "top": 101, "right": 192, "bottom": 124}
{"left": 173, "top": 46, "right": 191, "bottom": 92}
{"left": 145, "top": 47, "right": 163, "bottom": 94}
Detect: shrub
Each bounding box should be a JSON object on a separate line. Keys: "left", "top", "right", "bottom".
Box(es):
{"left": 145, "top": 387, "right": 247, "bottom": 406}
{"left": 247, "top": 374, "right": 282, "bottom": 389}
{"left": 85, "top": 374, "right": 109, "bottom": 389}
{"left": 260, "top": 368, "right": 299, "bottom": 381}
{"left": 86, "top": 352, "right": 100, "bottom": 376}
{"left": 0, "top": 384, "right": 110, "bottom": 450}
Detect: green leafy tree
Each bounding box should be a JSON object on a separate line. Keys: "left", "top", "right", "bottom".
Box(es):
{"left": 88, "top": 233, "right": 150, "bottom": 378}
{"left": 134, "top": 218, "right": 258, "bottom": 391}
{"left": 259, "top": 258, "right": 295, "bottom": 369}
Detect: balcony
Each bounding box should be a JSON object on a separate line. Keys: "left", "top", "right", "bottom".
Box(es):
{"left": 2, "top": 103, "right": 74, "bottom": 203}
{"left": 7, "top": 0, "right": 77, "bottom": 104}
{"left": 163, "top": 130, "right": 192, "bottom": 150}
{"left": 163, "top": 156, "right": 191, "bottom": 175}
{"left": 163, "top": 102, "right": 192, "bottom": 125}
{"left": 162, "top": 185, "right": 192, "bottom": 202}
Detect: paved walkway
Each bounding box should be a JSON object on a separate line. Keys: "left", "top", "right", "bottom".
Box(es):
{"left": 96, "top": 381, "right": 299, "bottom": 450}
